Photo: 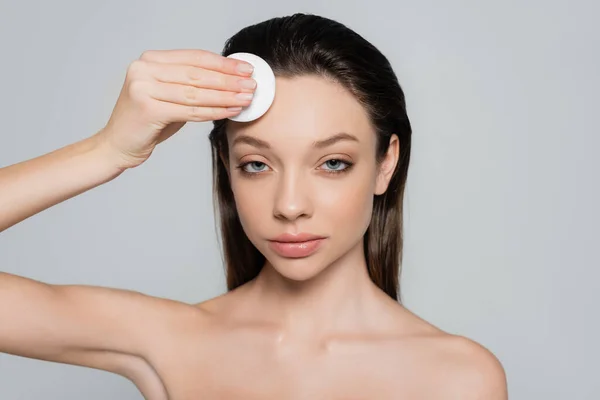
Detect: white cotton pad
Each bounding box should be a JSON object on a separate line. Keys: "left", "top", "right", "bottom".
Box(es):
{"left": 227, "top": 52, "right": 276, "bottom": 122}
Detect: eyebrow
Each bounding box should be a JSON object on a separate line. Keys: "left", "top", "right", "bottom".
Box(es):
{"left": 231, "top": 132, "right": 360, "bottom": 149}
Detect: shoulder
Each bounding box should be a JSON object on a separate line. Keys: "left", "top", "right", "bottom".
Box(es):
{"left": 385, "top": 308, "right": 507, "bottom": 399}
{"left": 430, "top": 334, "right": 508, "bottom": 399}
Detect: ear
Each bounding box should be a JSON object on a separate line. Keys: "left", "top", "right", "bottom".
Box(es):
{"left": 374, "top": 134, "right": 400, "bottom": 195}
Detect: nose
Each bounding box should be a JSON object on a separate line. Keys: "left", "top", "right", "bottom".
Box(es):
{"left": 273, "top": 169, "right": 312, "bottom": 221}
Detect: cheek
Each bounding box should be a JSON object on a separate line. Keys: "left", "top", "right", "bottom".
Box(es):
{"left": 317, "top": 170, "right": 375, "bottom": 228}
{"left": 229, "top": 165, "right": 377, "bottom": 236}
{"left": 229, "top": 177, "right": 267, "bottom": 237}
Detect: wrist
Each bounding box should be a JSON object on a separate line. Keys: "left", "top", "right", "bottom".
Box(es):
{"left": 87, "top": 130, "right": 131, "bottom": 176}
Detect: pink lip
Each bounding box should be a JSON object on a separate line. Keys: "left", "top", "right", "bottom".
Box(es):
{"left": 268, "top": 238, "right": 326, "bottom": 258}
{"left": 271, "top": 232, "right": 326, "bottom": 243}
{"left": 267, "top": 232, "right": 327, "bottom": 258}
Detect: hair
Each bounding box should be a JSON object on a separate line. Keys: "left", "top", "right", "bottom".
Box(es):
{"left": 208, "top": 13, "right": 412, "bottom": 302}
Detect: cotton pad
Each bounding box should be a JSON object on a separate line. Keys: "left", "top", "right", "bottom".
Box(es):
{"left": 227, "top": 52, "right": 276, "bottom": 122}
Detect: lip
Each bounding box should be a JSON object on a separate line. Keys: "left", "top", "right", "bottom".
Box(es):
{"left": 271, "top": 232, "right": 326, "bottom": 243}
{"left": 267, "top": 233, "right": 327, "bottom": 258}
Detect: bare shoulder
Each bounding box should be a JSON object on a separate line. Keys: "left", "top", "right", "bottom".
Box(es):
{"left": 392, "top": 308, "right": 507, "bottom": 399}
{"left": 191, "top": 281, "right": 254, "bottom": 320}
{"left": 372, "top": 304, "right": 507, "bottom": 399}
{"left": 192, "top": 290, "right": 234, "bottom": 316}
{"left": 428, "top": 334, "right": 507, "bottom": 399}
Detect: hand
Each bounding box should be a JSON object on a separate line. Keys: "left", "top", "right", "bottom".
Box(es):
{"left": 95, "top": 49, "right": 256, "bottom": 169}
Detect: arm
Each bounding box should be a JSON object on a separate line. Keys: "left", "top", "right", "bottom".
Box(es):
{"left": 0, "top": 131, "right": 124, "bottom": 233}
{"left": 0, "top": 272, "right": 158, "bottom": 359}
{"left": 0, "top": 271, "right": 191, "bottom": 398}
{"left": 0, "top": 48, "right": 255, "bottom": 396}
{"left": 0, "top": 47, "right": 255, "bottom": 232}
{"left": 0, "top": 135, "right": 186, "bottom": 397}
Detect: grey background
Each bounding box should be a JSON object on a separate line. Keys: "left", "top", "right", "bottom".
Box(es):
{"left": 0, "top": 0, "right": 598, "bottom": 399}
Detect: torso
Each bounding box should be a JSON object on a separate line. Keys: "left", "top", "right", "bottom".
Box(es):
{"left": 133, "top": 285, "right": 477, "bottom": 400}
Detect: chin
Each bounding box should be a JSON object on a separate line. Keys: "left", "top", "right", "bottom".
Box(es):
{"left": 257, "top": 236, "right": 357, "bottom": 282}
{"left": 267, "top": 256, "right": 328, "bottom": 282}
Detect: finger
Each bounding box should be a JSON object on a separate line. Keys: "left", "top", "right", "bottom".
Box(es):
{"left": 139, "top": 49, "right": 254, "bottom": 76}
{"left": 146, "top": 62, "right": 257, "bottom": 93}
{"left": 147, "top": 81, "right": 254, "bottom": 108}
{"left": 155, "top": 100, "right": 243, "bottom": 123}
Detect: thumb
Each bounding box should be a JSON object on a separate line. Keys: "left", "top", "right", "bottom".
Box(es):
{"left": 156, "top": 121, "right": 186, "bottom": 145}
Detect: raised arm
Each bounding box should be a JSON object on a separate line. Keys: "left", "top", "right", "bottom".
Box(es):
{"left": 0, "top": 271, "right": 185, "bottom": 399}
{"left": 0, "top": 48, "right": 256, "bottom": 233}
{"left": 0, "top": 133, "right": 123, "bottom": 232}
{"left": 0, "top": 49, "right": 256, "bottom": 395}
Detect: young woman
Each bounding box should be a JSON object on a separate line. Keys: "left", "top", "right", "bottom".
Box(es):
{"left": 0, "top": 13, "right": 507, "bottom": 399}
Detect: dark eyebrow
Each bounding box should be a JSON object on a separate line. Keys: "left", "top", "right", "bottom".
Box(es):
{"left": 231, "top": 132, "right": 359, "bottom": 149}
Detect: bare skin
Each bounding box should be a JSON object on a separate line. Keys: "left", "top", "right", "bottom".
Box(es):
{"left": 104, "top": 279, "right": 504, "bottom": 400}
{"left": 0, "top": 49, "right": 507, "bottom": 399}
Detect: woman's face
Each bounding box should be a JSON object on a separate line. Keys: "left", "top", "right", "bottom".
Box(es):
{"left": 225, "top": 75, "right": 398, "bottom": 281}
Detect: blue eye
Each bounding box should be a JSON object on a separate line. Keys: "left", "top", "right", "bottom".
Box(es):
{"left": 236, "top": 158, "right": 354, "bottom": 176}
{"left": 322, "top": 159, "right": 349, "bottom": 172}
{"left": 242, "top": 161, "right": 269, "bottom": 173}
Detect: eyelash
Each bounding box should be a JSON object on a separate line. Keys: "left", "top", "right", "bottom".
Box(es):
{"left": 235, "top": 158, "right": 355, "bottom": 177}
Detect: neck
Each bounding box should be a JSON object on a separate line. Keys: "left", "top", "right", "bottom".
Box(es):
{"left": 245, "top": 241, "right": 394, "bottom": 340}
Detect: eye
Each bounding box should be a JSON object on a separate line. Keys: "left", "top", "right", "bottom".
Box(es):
{"left": 236, "top": 158, "right": 354, "bottom": 177}
{"left": 321, "top": 159, "right": 350, "bottom": 172}
{"left": 241, "top": 161, "right": 269, "bottom": 173}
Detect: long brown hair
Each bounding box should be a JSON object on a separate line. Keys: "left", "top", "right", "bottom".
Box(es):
{"left": 208, "top": 13, "right": 412, "bottom": 302}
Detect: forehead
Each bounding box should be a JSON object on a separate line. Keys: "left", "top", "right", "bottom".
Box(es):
{"left": 226, "top": 75, "right": 374, "bottom": 149}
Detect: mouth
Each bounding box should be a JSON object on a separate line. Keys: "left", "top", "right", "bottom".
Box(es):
{"left": 267, "top": 234, "right": 327, "bottom": 259}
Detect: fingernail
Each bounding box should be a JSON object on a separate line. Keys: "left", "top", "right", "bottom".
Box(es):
{"left": 239, "top": 78, "right": 257, "bottom": 90}
{"left": 237, "top": 63, "right": 254, "bottom": 75}
{"left": 236, "top": 93, "right": 254, "bottom": 101}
